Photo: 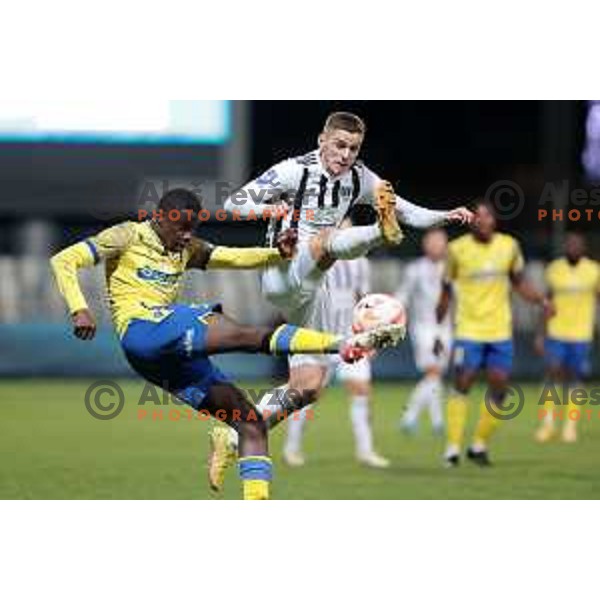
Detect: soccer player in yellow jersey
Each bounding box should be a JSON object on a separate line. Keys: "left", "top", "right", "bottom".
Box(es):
{"left": 50, "top": 189, "right": 401, "bottom": 499}
{"left": 535, "top": 233, "right": 600, "bottom": 443}
{"left": 436, "top": 201, "right": 552, "bottom": 467}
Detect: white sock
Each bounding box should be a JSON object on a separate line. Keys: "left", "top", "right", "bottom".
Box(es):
{"left": 426, "top": 377, "right": 444, "bottom": 430}
{"left": 350, "top": 395, "right": 373, "bottom": 456}
{"left": 226, "top": 384, "right": 307, "bottom": 446}
{"left": 445, "top": 444, "right": 460, "bottom": 458}
{"left": 326, "top": 225, "right": 382, "bottom": 260}
{"left": 403, "top": 377, "right": 434, "bottom": 426}
{"left": 255, "top": 384, "right": 308, "bottom": 430}
{"left": 284, "top": 405, "right": 312, "bottom": 454}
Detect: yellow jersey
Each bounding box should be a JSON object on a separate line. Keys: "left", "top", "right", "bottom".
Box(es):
{"left": 51, "top": 220, "right": 284, "bottom": 338}
{"left": 446, "top": 232, "right": 525, "bottom": 342}
{"left": 545, "top": 257, "right": 600, "bottom": 342}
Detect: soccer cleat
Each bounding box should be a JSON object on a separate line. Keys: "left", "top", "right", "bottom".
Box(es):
{"left": 357, "top": 451, "right": 391, "bottom": 469}
{"left": 375, "top": 180, "right": 404, "bottom": 245}
{"left": 443, "top": 454, "right": 460, "bottom": 468}
{"left": 341, "top": 323, "right": 406, "bottom": 363}
{"left": 207, "top": 424, "right": 237, "bottom": 493}
{"left": 283, "top": 449, "right": 306, "bottom": 467}
{"left": 534, "top": 423, "right": 556, "bottom": 443}
{"left": 466, "top": 447, "right": 493, "bottom": 467}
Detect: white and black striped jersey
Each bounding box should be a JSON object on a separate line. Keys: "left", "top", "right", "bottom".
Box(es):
{"left": 224, "top": 149, "right": 451, "bottom": 246}
{"left": 322, "top": 257, "right": 371, "bottom": 336}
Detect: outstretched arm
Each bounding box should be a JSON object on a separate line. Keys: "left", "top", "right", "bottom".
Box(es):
{"left": 395, "top": 195, "right": 473, "bottom": 229}
{"left": 187, "top": 229, "right": 297, "bottom": 270}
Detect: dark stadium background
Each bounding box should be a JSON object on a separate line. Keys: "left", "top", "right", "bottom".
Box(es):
{"left": 0, "top": 101, "right": 595, "bottom": 379}
{"left": 0, "top": 101, "right": 588, "bottom": 255}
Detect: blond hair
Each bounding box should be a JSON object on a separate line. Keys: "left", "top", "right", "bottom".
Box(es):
{"left": 323, "top": 112, "right": 366, "bottom": 135}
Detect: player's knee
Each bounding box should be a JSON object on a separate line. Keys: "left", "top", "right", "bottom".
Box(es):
{"left": 289, "top": 367, "right": 326, "bottom": 393}
{"left": 239, "top": 326, "right": 265, "bottom": 348}
{"left": 425, "top": 366, "right": 442, "bottom": 379}
{"left": 299, "top": 387, "right": 319, "bottom": 407}
{"left": 487, "top": 369, "right": 509, "bottom": 389}
{"left": 290, "top": 383, "right": 322, "bottom": 409}
{"left": 238, "top": 418, "right": 267, "bottom": 443}
{"left": 454, "top": 372, "right": 473, "bottom": 394}
{"left": 346, "top": 381, "right": 370, "bottom": 397}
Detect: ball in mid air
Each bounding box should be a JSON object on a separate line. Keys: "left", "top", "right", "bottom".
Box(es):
{"left": 353, "top": 293, "right": 407, "bottom": 333}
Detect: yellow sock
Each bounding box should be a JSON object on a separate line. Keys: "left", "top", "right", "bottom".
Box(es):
{"left": 243, "top": 479, "right": 270, "bottom": 500}
{"left": 447, "top": 393, "right": 469, "bottom": 451}
{"left": 269, "top": 324, "right": 340, "bottom": 355}
{"left": 239, "top": 456, "right": 272, "bottom": 500}
{"left": 472, "top": 400, "right": 501, "bottom": 448}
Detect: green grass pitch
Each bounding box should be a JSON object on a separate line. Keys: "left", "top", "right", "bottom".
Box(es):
{"left": 2, "top": 379, "right": 600, "bottom": 499}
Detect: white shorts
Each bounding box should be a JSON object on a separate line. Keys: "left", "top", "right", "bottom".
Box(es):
{"left": 261, "top": 239, "right": 325, "bottom": 325}
{"left": 288, "top": 353, "right": 372, "bottom": 384}
{"left": 410, "top": 326, "right": 452, "bottom": 372}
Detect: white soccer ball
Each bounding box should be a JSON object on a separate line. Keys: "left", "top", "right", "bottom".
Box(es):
{"left": 353, "top": 293, "right": 407, "bottom": 333}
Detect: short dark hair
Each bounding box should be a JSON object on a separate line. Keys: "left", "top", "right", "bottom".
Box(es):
{"left": 158, "top": 188, "right": 201, "bottom": 213}
{"left": 323, "top": 112, "right": 366, "bottom": 135}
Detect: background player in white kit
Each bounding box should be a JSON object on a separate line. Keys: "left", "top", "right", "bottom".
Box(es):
{"left": 283, "top": 212, "right": 390, "bottom": 469}
{"left": 208, "top": 112, "right": 473, "bottom": 492}
{"left": 396, "top": 229, "right": 452, "bottom": 435}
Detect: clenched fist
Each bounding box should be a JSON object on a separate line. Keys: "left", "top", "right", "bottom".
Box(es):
{"left": 276, "top": 228, "right": 298, "bottom": 259}
{"left": 72, "top": 308, "right": 97, "bottom": 340}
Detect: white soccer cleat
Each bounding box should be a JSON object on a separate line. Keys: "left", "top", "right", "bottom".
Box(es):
{"left": 357, "top": 451, "right": 391, "bottom": 469}
{"left": 283, "top": 450, "right": 306, "bottom": 467}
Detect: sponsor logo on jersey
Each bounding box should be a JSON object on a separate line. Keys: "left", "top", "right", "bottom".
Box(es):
{"left": 136, "top": 266, "right": 181, "bottom": 285}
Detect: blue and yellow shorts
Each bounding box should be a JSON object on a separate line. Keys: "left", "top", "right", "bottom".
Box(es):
{"left": 121, "top": 303, "right": 231, "bottom": 409}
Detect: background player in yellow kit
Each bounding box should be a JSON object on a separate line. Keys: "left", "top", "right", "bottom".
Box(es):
{"left": 535, "top": 233, "right": 600, "bottom": 443}
{"left": 436, "top": 201, "right": 553, "bottom": 467}
{"left": 50, "top": 189, "right": 400, "bottom": 499}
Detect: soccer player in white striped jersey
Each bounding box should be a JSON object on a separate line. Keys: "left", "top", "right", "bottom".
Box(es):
{"left": 396, "top": 229, "right": 452, "bottom": 435}
{"left": 283, "top": 212, "right": 390, "bottom": 469}
{"left": 207, "top": 112, "right": 473, "bottom": 492}
{"left": 224, "top": 112, "right": 471, "bottom": 412}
